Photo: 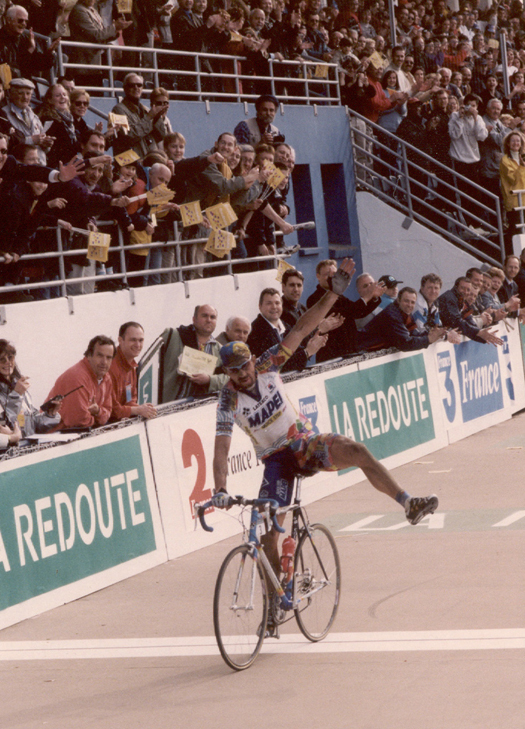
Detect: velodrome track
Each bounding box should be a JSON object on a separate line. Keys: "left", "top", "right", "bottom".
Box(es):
{"left": 0, "top": 413, "right": 523, "bottom": 729}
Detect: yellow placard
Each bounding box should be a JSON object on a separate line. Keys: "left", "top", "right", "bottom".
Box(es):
{"left": 87, "top": 231, "right": 111, "bottom": 262}
{"left": 179, "top": 346, "right": 218, "bottom": 377}
{"left": 116, "top": 0, "right": 132, "bottom": 11}
{"left": 146, "top": 183, "right": 174, "bottom": 206}
{"left": 266, "top": 167, "right": 286, "bottom": 189}
{"left": 487, "top": 39, "right": 499, "bottom": 49}
{"left": 368, "top": 51, "right": 386, "bottom": 70}
{"left": 114, "top": 149, "right": 140, "bottom": 166}
{"left": 0, "top": 63, "right": 12, "bottom": 90}
{"left": 275, "top": 259, "right": 296, "bottom": 283}
{"left": 108, "top": 112, "right": 130, "bottom": 132}
{"left": 205, "top": 229, "right": 236, "bottom": 258}
{"left": 180, "top": 200, "right": 203, "bottom": 227}
{"left": 314, "top": 64, "right": 328, "bottom": 79}
{"left": 205, "top": 202, "right": 238, "bottom": 231}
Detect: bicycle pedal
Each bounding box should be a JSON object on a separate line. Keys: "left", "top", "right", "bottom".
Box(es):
{"left": 265, "top": 622, "right": 280, "bottom": 639}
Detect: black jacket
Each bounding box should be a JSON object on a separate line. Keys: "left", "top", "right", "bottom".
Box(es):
{"left": 247, "top": 314, "right": 308, "bottom": 373}
{"left": 306, "top": 284, "right": 381, "bottom": 361}
{"left": 357, "top": 301, "right": 430, "bottom": 352}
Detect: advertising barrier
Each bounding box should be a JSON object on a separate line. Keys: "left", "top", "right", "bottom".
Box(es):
{"left": 1, "top": 323, "right": 524, "bottom": 628}
{"left": 433, "top": 322, "right": 525, "bottom": 442}
{"left": 0, "top": 425, "right": 166, "bottom": 630}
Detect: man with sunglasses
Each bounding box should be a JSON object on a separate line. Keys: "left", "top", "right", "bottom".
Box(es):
{"left": 0, "top": 5, "right": 59, "bottom": 80}
{"left": 213, "top": 258, "right": 439, "bottom": 621}
{"left": 111, "top": 74, "right": 168, "bottom": 158}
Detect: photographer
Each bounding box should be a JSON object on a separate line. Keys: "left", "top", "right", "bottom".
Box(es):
{"left": 448, "top": 93, "right": 488, "bottom": 222}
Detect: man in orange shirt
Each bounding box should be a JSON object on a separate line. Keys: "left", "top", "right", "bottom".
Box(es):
{"left": 46, "top": 335, "right": 116, "bottom": 429}
{"left": 110, "top": 322, "right": 157, "bottom": 421}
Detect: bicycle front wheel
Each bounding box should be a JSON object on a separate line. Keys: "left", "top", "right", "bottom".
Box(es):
{"left": 213, "top": 544, "right": 268, "bottom": 670}
{"left": 294, "top": 523, "right": 341, "bottom": 641}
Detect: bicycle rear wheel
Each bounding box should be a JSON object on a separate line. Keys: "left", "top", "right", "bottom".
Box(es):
{"left": 213, "top": 544, "right": 268, "bottom": 670}
{"left": 294, "top": 523, "right": 341, "bottom": 641}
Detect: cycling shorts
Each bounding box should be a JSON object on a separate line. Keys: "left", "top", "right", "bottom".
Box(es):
{"left": 258, "top": 432, "right": 339, "bottom": 507}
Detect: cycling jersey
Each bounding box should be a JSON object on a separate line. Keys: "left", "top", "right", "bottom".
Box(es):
{"left": 216, "top": 342, "right": 312, "bottom": 460}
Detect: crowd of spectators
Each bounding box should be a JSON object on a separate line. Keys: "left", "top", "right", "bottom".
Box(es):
{"left": 0, "top": 80, "right": 299, "bottom": 299}
{"left": 3, "top": 252, "right": 525, "bottom": 448}
{"left": 1, "top": 1, "right": 525, "bottom": 446}
{"left": 1, "top": 0, "right": 525, "bottom": 295}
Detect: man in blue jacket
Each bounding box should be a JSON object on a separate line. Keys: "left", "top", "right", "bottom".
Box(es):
{"left": 357, "top": 286, "right": 447, "bottom": 352}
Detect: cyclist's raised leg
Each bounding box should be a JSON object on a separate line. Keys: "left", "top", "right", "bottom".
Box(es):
{"left": 329, "top": 435, "right": 438, "bottom": 524}
{"left": 330, "top": 435, "right": 403, "bottom": 500}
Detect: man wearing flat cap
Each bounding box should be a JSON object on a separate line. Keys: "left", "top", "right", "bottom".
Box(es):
{"left": 233, "top": 94, "right": 285, "bottom": 147}
{"left": 4, "top": 78, "right": 54, "bottom": 162}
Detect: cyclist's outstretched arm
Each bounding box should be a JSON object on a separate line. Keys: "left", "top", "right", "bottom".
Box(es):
{"left": 282, "top": 258, "right": 355, "bottom": 353}
{"left": 213, "top": 434, "right": 232, "bottom": 493}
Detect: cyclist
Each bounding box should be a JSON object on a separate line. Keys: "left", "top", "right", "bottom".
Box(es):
{"left": 213, "top": 259, "right": 438, "bottom": 603}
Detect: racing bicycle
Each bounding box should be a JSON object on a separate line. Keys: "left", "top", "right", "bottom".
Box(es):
{"left": 196, "top": 476, "right": 341, "bottom": 671}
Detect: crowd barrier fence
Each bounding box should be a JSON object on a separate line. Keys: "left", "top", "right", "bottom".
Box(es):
{"left": 0, "top": 321, "right": 523, "bottom": 630}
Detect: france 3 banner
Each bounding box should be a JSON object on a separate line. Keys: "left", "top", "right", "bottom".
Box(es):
{"left": 433, "top": 322, "right": 525, "bottom": 443}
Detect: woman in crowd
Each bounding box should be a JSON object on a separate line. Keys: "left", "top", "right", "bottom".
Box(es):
{"left": 500, "top": 131, "right": 525, "bottom": 245}
{"left": 0, "top": 339, "right": 61, "bottom": 446}
{"left": 38, "top": 83, "right": 81, "bottom": 167}
{"left": 377, "top": 69, "right": 405, "bottom": 180}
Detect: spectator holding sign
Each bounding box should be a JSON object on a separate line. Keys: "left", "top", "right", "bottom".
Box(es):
{"left": 159, "top": 304, "right": 228, "bottom": 403}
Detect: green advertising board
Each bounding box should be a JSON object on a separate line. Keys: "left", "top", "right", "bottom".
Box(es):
{"left": 0, "top": 435, "right": 156, "bottom": 611}
{"left": 325, "top": 355, "right": 435, "bottom": 466}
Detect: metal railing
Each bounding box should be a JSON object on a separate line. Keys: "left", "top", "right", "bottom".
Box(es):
{"left": 348, "top": 108, "right": 507, "bottom": 266}
{"left": 56, "top": 40, "right": 340, "bottom": 105}
{"left": 0, "top": 221, "right": 298, "bottom": 301}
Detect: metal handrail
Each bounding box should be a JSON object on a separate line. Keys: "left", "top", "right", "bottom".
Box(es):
{"left": 348, "top": 107, "right": 506, "bottom": 265}
{"left": 0, "top": 221, "right": 294, "bottom": 298}
{"left": 57, "top": 40, "right": 340, "bottom": 105}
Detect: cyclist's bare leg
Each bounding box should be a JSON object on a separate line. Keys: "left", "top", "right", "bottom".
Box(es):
{"left": 330, "top": 435, "right": 403, "bottom": 501}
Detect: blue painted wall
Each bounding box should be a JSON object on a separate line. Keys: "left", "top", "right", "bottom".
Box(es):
{"left": 86, "top": 100, "right": 361, "bottom": 299}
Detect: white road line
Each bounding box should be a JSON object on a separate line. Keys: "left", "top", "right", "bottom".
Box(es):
{"left": 0, "top": 629, "right": 523, "bottom": 660}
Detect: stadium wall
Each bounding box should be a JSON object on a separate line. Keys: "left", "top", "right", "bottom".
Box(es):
{"left": 356, "top": 192, "right": 482, "bottom": 288}
{"left": 0, "top": 322, "right": 523, "bottom": 630}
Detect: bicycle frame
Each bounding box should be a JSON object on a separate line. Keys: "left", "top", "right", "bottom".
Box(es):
{"left": 240, "top": 478, "right": 333, "bottom": 612}
{"left": 201, "top": 481, "right": 341, "bottom": 669}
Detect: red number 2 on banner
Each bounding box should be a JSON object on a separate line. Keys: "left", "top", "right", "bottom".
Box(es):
{"left": 181, "top": 428, "right": 212, "bottom": 518}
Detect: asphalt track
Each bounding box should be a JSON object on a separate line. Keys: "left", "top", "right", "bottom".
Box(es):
{"left": 0, "top": 413, "right": 524, "bottom": 729}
